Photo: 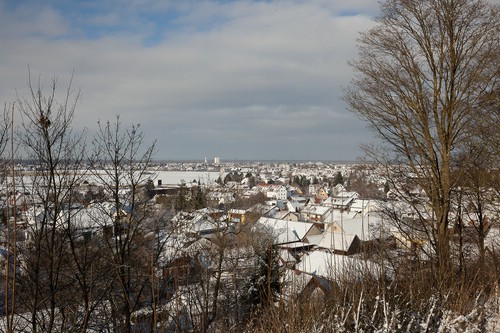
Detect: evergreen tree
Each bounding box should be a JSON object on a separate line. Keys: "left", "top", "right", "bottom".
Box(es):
{"left": 175, "top": 183, "right": 188, "bottom": 211}
{"left": 333, "top": 171, "right": 344, "bottom": 186}
{"left": 192, "top": 185, "right": 206, "bottom": 210}
{"left": 245, "top": 245, "right": 282, "bottom": 310}
{"left": 248, "top": 176, "right": 256, "bottom": 188}
{"left": 145, "top": 179, "right": 155, "bottom": 199}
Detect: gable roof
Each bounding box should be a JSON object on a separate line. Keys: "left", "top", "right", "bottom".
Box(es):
{"left": 307, "top": 232, "right": 360, "bottom": 253}
{"left": 256, "top": 217, "right": 319, "bottom": 245}
{"left": 296, "top": 250, "right": 380, "bottom": 281}
{"left": 301, "top": 205, "right": 332, "bottom": 216}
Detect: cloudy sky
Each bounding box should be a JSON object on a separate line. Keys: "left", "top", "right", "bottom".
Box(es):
{"left": 0, "top": 0, "right": 379, "bottom": 161}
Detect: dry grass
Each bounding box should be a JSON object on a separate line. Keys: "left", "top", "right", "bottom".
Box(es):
{"left": 239, "top": 251, "right": 500, "bottom": 333}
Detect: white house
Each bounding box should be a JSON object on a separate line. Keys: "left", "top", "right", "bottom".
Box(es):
{"left": 255, "top": 217, "right": 322, "bottom": 245}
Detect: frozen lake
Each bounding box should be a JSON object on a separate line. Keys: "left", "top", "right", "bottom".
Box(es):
{"left": 153, "top": 171, "right": 224, "bottom": 185}
{"left": 7, "top": 170, "right": 224, "bottom": 190}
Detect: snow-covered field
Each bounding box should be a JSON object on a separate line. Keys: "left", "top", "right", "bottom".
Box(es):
{"left": 154, "top": 171, "right": 223, "bottom": 185}
{"left": 5, "top": 170, "right": 224, "bottom": 189}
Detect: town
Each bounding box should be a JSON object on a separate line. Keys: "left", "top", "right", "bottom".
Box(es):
{"left": 1, "top": 158, "right": 498, "bottom": 331}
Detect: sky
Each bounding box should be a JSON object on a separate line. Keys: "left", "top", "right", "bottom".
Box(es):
{"left": 0, "top": 0, "right": 380, "bottom": 162}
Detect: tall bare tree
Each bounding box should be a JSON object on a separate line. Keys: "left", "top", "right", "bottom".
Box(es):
{"left": 1, "top": 102, "right": 14, "bottom": 333}
{"left": 344, "top": 0, "right": 499, "bottom": 284}
{"left": 15, "top": 73, "right": 87, "bottom": 332}
{"left": 0, "top": 104, "right": 10, "bottom": 162}
{"left": 88, "top": 116, "right": 156, "bottom": 333}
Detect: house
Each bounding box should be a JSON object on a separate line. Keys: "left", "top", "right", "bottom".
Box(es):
{"left": 312, "top": 186, "right": 329, "bottom": 201}
{"left": 255, "top": 217, "right": 322, "bottom": 246}
{"left": 281, "top": 211, "right": 300, "bottom": 222}
{"left": 196, "top": 207, "right": 224, "bottom": 221}
{"left": 308, "top": 184, "right": 329, "bottom": 199}
{"left": 266, "top": 208, "right": 285, "bottom": 219}
{"left": 160, "top": 236, "right": 216, "bottom": 286}
{"left": 281, "top": 267, "right": 336, "bottom": 303}
{"left": 206, "top": 191, "right": 236, "bottom": 206}
{"left": 258, "top": 184, "right": 288, "bottom": 201}
{"left": 173, "top": 211, "right": 228, "bottom": 236}
{"left": 25, "top": 203, "right": 116, "bottom": 241}
{"left": 228, "top": 208, "right": 247, "bottom": 223}
{"left": 307, "top": 232, "right": 362, "bottom": 255}
{"left": 267, "top": 185, "right": 288, "bottom": 201}
{"left": 69, "top": 203, "right": 117, "bottom": 240}
{"left": 324, "top": 206, "right": 382, "bottom": 242}
{"left": 295, "top": 249, "right": 381, "bottom": 283}
{"left": 297, "top": 274, "right": 337, "bottom": 302}
{"left": 300, "top": 205, "right": 332, "bottom": 227}
{"left": 330, "top": 183, "right": 347, "bottom": 196}
{"left": 264, "top": 201, "right": 299, "bottom": 222}
{"left": 278, "top": 185, "right": 289, "bottom": 200}
{"left": 286, "top": 200, "right": 303, "bottom": 213}
{"left": 283, "top": 249, "right": 381, "bottom": 302}
{"left": 308, "top": 184, "right": 319, "bottom": 195}
{"left": 322, "top": 196, "right": 355, "bottom": 211}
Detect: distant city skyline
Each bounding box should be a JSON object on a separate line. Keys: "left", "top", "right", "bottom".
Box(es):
{"left": 152, "top": 158, "right": 361, "bottom": 164}
{"left": 0, "top": 0, "right": 380, "bottom": 161}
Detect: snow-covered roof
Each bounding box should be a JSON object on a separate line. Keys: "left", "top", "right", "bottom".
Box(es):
{"left": 269, "top": 210, "right": 290, "bottom": 220}
{"left": 296, "top": 250, "right": 380, "bottom": 281}
{"left": 301, "top": 205, "right": 332, "bottom": 216}
{"left": 337, "top": 216, "right": 372, "bottom": 241}
{"left": 256, "top": 217, "right": 319, "bottom": 245}
{"left": 323, "top": 209, "right": 383, "bottom": 241}
{"left": 307, "top": 232, "right": 359, "bottom": 252}
{"left": 322, "top": 196, "right": 354, "bottom": 207}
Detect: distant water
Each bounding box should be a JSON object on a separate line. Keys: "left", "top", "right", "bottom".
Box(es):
{"left": 11, "top": 170, "right": 224, "bottom": 189}
{"left": 153, "top": 171, "right": 223, "bottom": 185}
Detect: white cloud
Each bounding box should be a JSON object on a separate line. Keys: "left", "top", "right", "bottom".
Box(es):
{"left": 0, "top": 3, "right": 69, "bottom": 39}
{"left": 0, "top": 0, "right": 378, "bottom": 160}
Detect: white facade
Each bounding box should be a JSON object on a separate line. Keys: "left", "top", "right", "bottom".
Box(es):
{"left": 265, "top": 185, "right": 288, "bottom": 201}
{"left": 275, "top": 185, "right": 288, "bottom": 201}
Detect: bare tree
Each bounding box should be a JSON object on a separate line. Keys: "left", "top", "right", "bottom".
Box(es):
{"left": 344, "top": 0, "right": 499, "bottom": 284}
{"left": 1, "top": 103, "right": 14, "bottom": 333}
{"left": 186, "top": 220, "right": 236, "bottom": 333}
{"left": 453, "top": 161, "right": 499, "bottom": 280}
{"left": 15, "top": 72, "right": 87, "bottom": 332}
{"left": 0, "top": 104, "right": 10, "bottom": 163}
{"left": 88, "top": 116, "right": 157, "bottom": 333}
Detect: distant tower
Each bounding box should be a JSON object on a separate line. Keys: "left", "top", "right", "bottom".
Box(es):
{"left": 214, "top": 157, "right": 220, "bottom": 165}
{"left": 204, "top": 157, "right": 207, "bottom": 164}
